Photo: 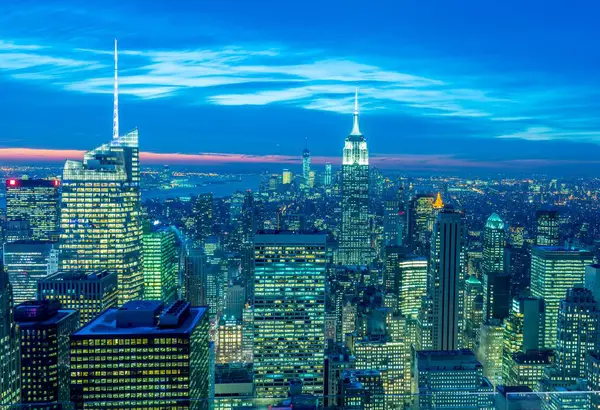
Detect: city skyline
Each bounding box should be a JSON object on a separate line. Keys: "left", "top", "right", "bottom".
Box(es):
{"left": 2, "top": 1, "right": 600, "bottom": 172}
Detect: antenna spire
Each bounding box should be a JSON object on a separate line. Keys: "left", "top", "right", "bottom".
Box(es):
{"left": 350, "top": 87, "right": 361, "bottom": 136}
{"left": 112, "top": 38, "right": 119, "bottom": 140}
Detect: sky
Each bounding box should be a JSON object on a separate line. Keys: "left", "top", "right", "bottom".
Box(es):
{"left": 1, "top": 0, "right": 600, "bottom": 173}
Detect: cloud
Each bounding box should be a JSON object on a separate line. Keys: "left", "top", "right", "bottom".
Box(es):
{"left": 497, "top": 126, "right": 600, "bottom": 142}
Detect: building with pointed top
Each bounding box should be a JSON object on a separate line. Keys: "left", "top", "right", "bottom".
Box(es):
{"left": 59, "top": 41, "right": 143, "bottom": 305}
{"left": 340, "top": 90, "right": 371, "bottom": 265}
{"left": 433, "top": 192, "right": 444, "bottom": 209}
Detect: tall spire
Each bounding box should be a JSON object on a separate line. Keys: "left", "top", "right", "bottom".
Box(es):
{"left": 112, "top": 38, "right": 119, "bottom": 140}
{"left": 350, "top": 88, "right": 361, "bottom": 136}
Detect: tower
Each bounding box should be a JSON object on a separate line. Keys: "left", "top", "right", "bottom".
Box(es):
{"left": 536, "top": 209, "right": 559, "bottom": 246}
{"left": 340, "top": 90, "right": 371, "bottom": 265}
{"left": 58, "top": 41, "right": 142, "bottom": 305}
{"left": 429, "top": 208, "right": 465, "bottom": 351}
{"left": 482, "top": 213, "right": 509, "bottom": 322}
{"left": 302, "top": 137, "right": 311, "bottom": 183}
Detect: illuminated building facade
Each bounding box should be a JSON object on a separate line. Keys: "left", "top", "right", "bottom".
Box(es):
{"left": 407, "top": 194, "right": 435, "bottom": 256}
{"left": 282, "top": 169, "right": 293, "bottom": 185}
{"left": 477, "top": 321, "right": 504, "bottom": 386}
{"left": 37, "top": 270, "right": 118, "bottom": 326}
{"left": 341, "top": 370, "right": 385, "bottom": 410}
{"left": 340, "top": 91, "right": 371, "bottom": 265}
{"left": 5, "top": 178, "right": 60, "bottom": 242}
{"left": 192, "top": 193, "right": 213, "bottom": 243}
{"left": 530, "top": 246, "right": 593, "bottom": 348}
{"left": 429, "top": 208, "right": 465, "bottom": 351}
{"left": 415, "top": 349, "right": 493, "bottom": 410}
{"left": 383, "top": 188, "right": 405, "bottom": 247}
{"left": 0, "top": 264, "right": 19, "bottom": 406}
{"left": 463, "top": 275, "right": 483, "bottom": 350}
{"left": 482, "top": 213, "right": 509, "bottom": 322}
{"left": 216, "top": 318, "right": 243, "bottom": 364}
{"left": 535, "top": 209, "right": 560, "bottom": 246}
{"left": 252, "top": 232, "right": 326, "bottom": 397}
{"left": 3, "top": 240, "right": 58, "bottom": 304}
{"left": 324, "top": 162, "right": 332, "bottom": 187}
{"left": 505, "top": 350, "right": 553, "bottom": 390}
{"left": 15, "top": 300, "right": 79, "bottom": 406}
{"left": 142, "top": 227, "right": 177, "bottom": 304}
{"left": 59, "top": 129, "right": 142, "bottom": 305}
{"left": 70, "top": 300, "right": 209, "bottom": 409}
{"left": 302, "top": 140, "right": 311, "bottom": 183}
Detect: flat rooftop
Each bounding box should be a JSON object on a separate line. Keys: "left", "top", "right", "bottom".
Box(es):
{"left": 254, "top": 231, "right": 326, "bottom": 245}
{"left": 42, "top": 270, "right": 115, "bottom": 282}
{"left": 73, "top": 302, "right": 207, "bottom": 337}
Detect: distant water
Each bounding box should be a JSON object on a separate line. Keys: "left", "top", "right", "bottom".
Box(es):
{"left": 142, "top": 175, "right": 261, "bottom": 200}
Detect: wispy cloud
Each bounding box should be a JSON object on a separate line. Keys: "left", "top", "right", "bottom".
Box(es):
{"left": 497, "top": 126, "right": 600, "bottom": 142}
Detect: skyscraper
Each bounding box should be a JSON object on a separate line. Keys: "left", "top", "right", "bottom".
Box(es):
{"left": 429, "top": 208, "right": 465, "bottom": 351}
{"left": 324, "top": 162, "right": 332, "bottom": 187}
{"left": 59, "top": 41, "right": 142, "bottom": 305}
{"left": 0, "top": 262, "right": 19, "bottom": 406}
{"left": 142, "top": 227, "right": 177, "bottom": 303}
{"left": 5, "top": 178, "right": 60, "bottom": 242}
{"left": 15, "top": 300, "right": 79, "bottom": 406}
{"left": 463, "top": 275, "right": 483, "bottom": 350}
{"left": 70, "top": 300, "right": 209, "bottom": 409}
{"left": 3, "top": 240, "right": 58, "bottom": 304}
{"left": 407, "top": 194, "right": 435, "bottom": 256}
{"left": 192, "top": 193, "right": 213, "bottom": 243}
{"left": 530, "top": 246, "right": 593, "bottom": 348}
{"left": 253, "top": 232, "right": 326, "bottom": 397}
{"left": 340, "top": 90, "right": 371, "bottom": 265}
{"left": 383, "top": 187, "right": 405, "bottom": 247}
{"left": 482, "top": 213, "right": 509, "bottom": 322}
{"left": 536, "top": 209, "right": 560, "bottom": 246}
{"left": 302, "top": 138, "right": 311, "bottom": 183}
{"left": 37, "top": 270, "right": 118, "bottom": 326}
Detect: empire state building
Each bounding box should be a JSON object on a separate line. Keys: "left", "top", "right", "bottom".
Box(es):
{"left": 340, "top": 90, "right": 371, "bottom": 265}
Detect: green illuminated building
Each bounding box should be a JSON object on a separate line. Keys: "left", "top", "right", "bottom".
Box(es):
{"left": 70, "top": 300, "right": 209, "bottom": 409}
{"left": 252, "top": 232, "right": 326, "bottom": 398}
{"left": 530, "top": 246, "right": 593, "bottom": 348}
{"left": 0, "top": 264, "right": 19, "bottom": 406}
{"left": 142, "top": 227, "right": 177, "bottom": 304}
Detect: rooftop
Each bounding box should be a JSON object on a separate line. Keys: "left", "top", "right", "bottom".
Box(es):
{"left": 73, "top": 300, "right": 207, "bottom": 337}
{"left": 42, "top": 270, "right": 115, "bottom": 282}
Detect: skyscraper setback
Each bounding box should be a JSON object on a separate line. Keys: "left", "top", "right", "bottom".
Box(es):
{"left": 58, "top": 40, "right": 143, "bottom": 305}
{"left": 340, "top": 90, "right": 371, "bottom": 265}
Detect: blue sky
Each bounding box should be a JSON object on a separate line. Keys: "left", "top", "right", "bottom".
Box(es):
{"left": 1, "top": 0, "right": 600, "bottom": 172}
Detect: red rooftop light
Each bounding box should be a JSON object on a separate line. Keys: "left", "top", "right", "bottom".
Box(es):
{"left": 8, "top": 179, "right": 16, "bottom": 186}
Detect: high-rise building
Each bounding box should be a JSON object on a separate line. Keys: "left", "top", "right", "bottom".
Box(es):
{"left": 340, "top": 91, "right": 371, "bottom": 265}
{"left": 504, "top": 350, "right": 553, "bottom": 390}
{"left": 253, "top": 232, "right": 326, "bottom": 397}
{"left": 429, "top": 208, "right": 465, "bottom": 350}
{"left": 5, "top": 178, "right": 60, "bottom": 242}
{"left": 37, "top": 270, "right": 118, "bottom": 326}
{"left": 407, "top": 194, "right": 435, "bottom": 256}
{"left": 282, "top": 169, "right": 293, "bottom": 185}
{"left": 324, "top": 341, "right": 356, "bottom": 408}
{"left": 555, "top": 286, "right": 599, "bottom": 380}
{"left": 384, "top": 250, "right": 427, "bottom": 320}
{"left": 324, "top": 162, "right": 332, "bottom": 187}
{"left": 383, "top": 188, "right": 405, "bottom": 247}
{"left": 415, "top": 350, "right": 494, "bottom": 410}
{"left": 15, "top": 300, "right": 79, "bottom": 406}
{"left": 586, "top": 352, "right": 600, "bottom": 410}
{"left": 224, "top": 281, "right": 245, "bottom": 320}
{"left": 482, "top": 213, "right": 510, "bottom": 322}
{"left": 530, "top": 246, "right": 593, "bottom": 348}
{"left": 70, "top": 300, "right": 209, "bottom": 409}
{"left": 142, "top": 227, "right": 177, "bottom": 304}
{"left": 463, "top": 276, "right": 483, "bottom": 350}
{"left": 216, "top": 318, "right": 243, "bottom": 364}
{"left": 302, "top": 139, "right": 311, "bottom": 183}
{"left": 192, "top": 193, "right": 213, "bottom": 242}
{"left": 3, "top": 240, "right": 58, "bottom": 304}
{"left": 340, "top": 370, "right": 385, "bottom": 410}
{"left": 0, "top": 262, "right": 19, "bottom": 406}
{"left": 477, "top": 322, "right": 504, "bottom": 386}
{"left": 535, "top": 209, "right": 560, "bottom": 246}
{"left": 585, "top": 263, "right": 600, "bottom": 306}
{"left": 214, "top": 364, "right": 254, "bottom": 410}
{"left": 182, "top": 246, "right": 205, "bottom": 306}
{"left": 59, "top": 41, "right": 142, "bottom": 305}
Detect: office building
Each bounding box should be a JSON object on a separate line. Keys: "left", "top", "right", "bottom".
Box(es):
{"left": 59, "top": 43, "right": 142, "bottom": 305}
{"left": 536, "top": 209, "right": 559, "bottom": 246}
{"left": 585, "top": 263, "right": 600, "bottom": 306}
{"left": 324, "top": 341, "right": 356, "bottom": 408}
{"left": 555, "top": 286, "right": 599, "bottom": 379}
{"left": 495, "top": 386, "right": 542, "bottom": 410}
{"left": 282, "top": 169, "right": 293, "bottom": 185}
{"left": 3, "top": 240, "right": 58, "bottom": 304}
{"left": 482, "top": 213, "right": 510, "bottom": 322}
{"left": 225, "top": 282, "right": 245, "bottom": 320}
{"left": 192, "top": 193, "right": 213, "bottom": 242}
{"left": 383, "top": 188, "right": 405, "bottom": 247}
{"left": 530, "top": 246, "right": 593, "bottom": 348}
{"left": 216, "top": 318, "right": 243, "bottom": 364}
{"left": 324, "top": 162, "right": 332, "bottom": 187}
{"left": 504, "top": 350, "right": 553, "bottom": 390}
{"left": 463, "top": 275, "right": 483, "bottom": 350}
{"left": 429, "top": 208, "right": 465, "bottom": 350}
{"left": 340, "top": 370, "right": 385, "bottom": 410}
{"left": 214, "top": 364, "right": 254, "bottom": 410}
{"left": 477, "top": 321, "right": 505, "bottom": 386}
{"left": 415, "top": 350, "right": 494, "bottom": 410}
{"left": 253, "top": 232, "right": 326, "bottom": 397}
{"left": 70, "top": 300, "right": 210, "bottom": 409}
{"left": 15, "top": 300, "right": 79, "bottom": 406}
{"left": 586, "top": 352, "right": 600, "bottom": 410}
{"left": 142, "top": 227, "right": 177, "bottom": 304}
{"left": 5, "top": 178, "right": 60, "bottom": 242}
{"left": 407, "top": 194, "right": 435, "bottom": 256}
{"left": 182, "top": 246, "right": 206, "bottom": 306}
{"left": 340, "top": 91, "right": 371, "bottom": 265}
{"left": 37, "top": 270, "right": 118, "bottom": 326}
{"left": 302, "top": 140, "right": 311, "bottom": 183}
{"left": 0, "top": 264, "right": 19, "bottom": 406}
